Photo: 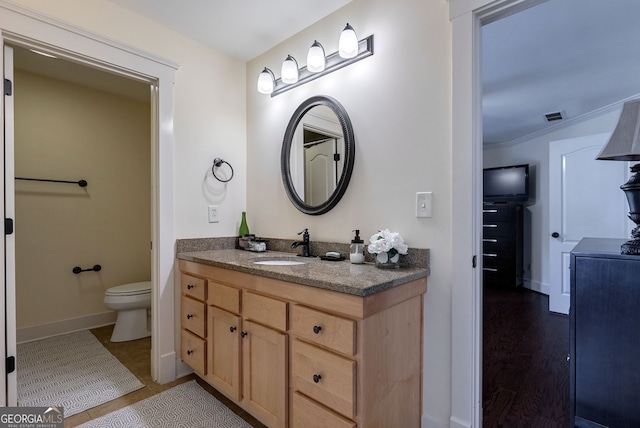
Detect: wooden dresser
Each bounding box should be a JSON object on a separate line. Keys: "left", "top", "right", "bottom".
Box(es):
{"left": 570, "top": 238, "right": 640, "bottom": 427}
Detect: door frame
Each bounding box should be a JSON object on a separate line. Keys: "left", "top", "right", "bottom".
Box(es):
{"left": 449, "top": 0, "right": 548, "bottom": 427}
{"left": 0, "top": 1, "right": 179, "bottom": 401}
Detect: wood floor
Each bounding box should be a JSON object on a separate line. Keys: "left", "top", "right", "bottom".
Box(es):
{"left": 483, "top": 286, "right": 570, "bottom": 427}
{"left": 64, "top": 325, "right": 266, "bottom": 427}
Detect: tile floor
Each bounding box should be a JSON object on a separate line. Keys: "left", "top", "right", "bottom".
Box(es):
{"left": 63, "top": 325, "right": 265, "bottom": 427}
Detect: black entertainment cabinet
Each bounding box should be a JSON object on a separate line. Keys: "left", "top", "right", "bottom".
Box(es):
{"left": 482, "top": 202, "right": 523, "bottom": 288}
{"left": 570, "top": 238, "right": 640, "bottom": 427}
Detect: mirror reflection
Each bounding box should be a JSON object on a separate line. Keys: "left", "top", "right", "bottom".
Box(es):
{"left": 281, "top": 96, "right": 355, "bottom": 215}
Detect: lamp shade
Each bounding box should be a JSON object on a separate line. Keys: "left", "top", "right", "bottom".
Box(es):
{"left": 257, "top": 67, "right": 275, "bottom": 94}
{"left": 597, "top": 99, "right": 640, "bottom": 161}
{"left": 339, "top": 23, "right": 358, "bottom": 59}
{"left": 307, "top": 40, "right": 326, "bottom": 73}
{"left": 281, "top": 55, "right": 299, "bottom": 84}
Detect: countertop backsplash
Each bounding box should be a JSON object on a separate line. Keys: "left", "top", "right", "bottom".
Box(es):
{"left": 176, "top": 236, "right": 430, "bottom": 271}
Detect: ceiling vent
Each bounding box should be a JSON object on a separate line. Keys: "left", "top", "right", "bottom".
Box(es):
{"left": 545, "top": 111, "right": 564, "bottom": 122}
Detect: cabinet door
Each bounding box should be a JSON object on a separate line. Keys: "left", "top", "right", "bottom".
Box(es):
{"left": 206, "top": 306, "right": 241, "bottom": 401}
{"left": 242, "top": 320, "right": 288, "bottom": 428}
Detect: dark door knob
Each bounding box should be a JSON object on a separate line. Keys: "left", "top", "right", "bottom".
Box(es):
{"left": 551, "top": 232, "right": 560, "bottom": 238}
{"left": 229, "top": 326, "right": 237, "bottom": 333}
{"left": 241, "top": 331, "right": 248, "bottom": 338}
{"left": 313, "top": 325, "right": 322, "bottom": 334}
{"left": 313, "top": 374, "right": 322, "bottom": 383}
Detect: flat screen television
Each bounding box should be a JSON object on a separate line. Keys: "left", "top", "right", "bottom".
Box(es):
{"left": 483, "top": 164, "right": 529, "bottom": 202}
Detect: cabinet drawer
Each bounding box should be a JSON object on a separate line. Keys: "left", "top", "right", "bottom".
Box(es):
{"left": 292, "top": 392, "right": 356, "bottom": 428}
{"left": 482, "top": 237, "right": 506, "bottom": 253}
{"left": 482, "top": 205, "right": 510, "bottom": 222}
{"left": 181, "top": 273, "right": 207, "bottom": 301}
{"left": 208, "top": 281, "right": 240, "bottom": 314}
{"left": 181, "top": 329, "right": 206, "bottom": 375}
{"left": 291, "top": 339, "right": 356, "bottom": 419}
{"left": 181, "top": 296, "right": 206, "bottom": 337}
{"left": 483, "top": 221, "right": 511, "bottom": 237}
{"left": 243, "top": 291, "right": 288, "bottom": 331}
{"left": 290, "top": 305, "right": 355, "bottom": 356}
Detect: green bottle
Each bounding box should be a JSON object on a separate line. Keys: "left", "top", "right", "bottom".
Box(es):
{"left": 239, "top": 211, "right": 250, "bottom": 237}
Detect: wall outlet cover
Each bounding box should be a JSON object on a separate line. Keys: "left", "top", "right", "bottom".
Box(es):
{"left": 208, "top": 205, "right": 219, "bottom": 223}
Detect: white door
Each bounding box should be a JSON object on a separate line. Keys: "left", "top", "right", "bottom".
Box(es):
{"left": 304, "top": 138, "right": 337, "bottom": 205}
{"left": 2, "top": 44, "right": 18, "bottom": 405}
{"left": 549, "top": 133, "right": 631, "bottom": 314}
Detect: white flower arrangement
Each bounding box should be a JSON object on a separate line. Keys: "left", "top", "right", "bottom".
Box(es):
{"left": 367, "top": 229, "right": 409, "bottom": 264}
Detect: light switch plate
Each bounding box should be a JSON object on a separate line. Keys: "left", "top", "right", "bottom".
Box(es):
{"left": 416, "top": 192, "right": 432, "bottom": 218}
{"left": 208, "top": 205, "right": 220, "bottom": 223}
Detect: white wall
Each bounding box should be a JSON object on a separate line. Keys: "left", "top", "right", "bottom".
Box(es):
{"left": 246, "top": 0, "right": 452, "bottom": 425}
{"left": 484, "top": 108, "right": 622, "bottom": 294}
{"left": 7, "top": 0, "right": 248, "bottom": 239}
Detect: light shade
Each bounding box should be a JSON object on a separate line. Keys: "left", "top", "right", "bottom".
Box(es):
{"left": 339, "top": 23, "right": 358, "bottom": 59}
{"left": 257, "top": 67, "right": 275, "bottom": 94}
{"left": 307, "top": 40, "right": 326, "bottom": 73}
{"left": 281, "top": 55, "right": 299, "bottom": 84}
{"left": 597, "top": 99, "right": 640, "bottom": 161}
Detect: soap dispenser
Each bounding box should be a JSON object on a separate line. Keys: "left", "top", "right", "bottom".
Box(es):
{"left": 350, "top": 230, "right": 365, "bottom": 264}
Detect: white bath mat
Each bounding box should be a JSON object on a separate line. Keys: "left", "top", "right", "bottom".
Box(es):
{"left": 77, "top": 380, "right": 252, "bottom": 428}
{"left": 17, "top": 329, "right": 144, "bottom": 417}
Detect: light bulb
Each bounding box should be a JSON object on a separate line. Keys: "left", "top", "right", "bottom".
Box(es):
{"left": 307, "top": 40, "right": 326, "bottom": 73}
{"left": 339, "top": 23, "right": 358, "bottom": 59}
{"left": 257, "top": 67, "right": 274, "bottom": 94}
{"left": 281, "top": 55, "right": 299, "bottom": 84}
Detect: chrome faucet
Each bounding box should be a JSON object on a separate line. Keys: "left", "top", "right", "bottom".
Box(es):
{"left": 291, "top": 228, "right": 311, "bottom": 257}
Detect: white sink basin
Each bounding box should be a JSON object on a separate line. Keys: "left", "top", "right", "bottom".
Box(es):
{"left": 252, "top": 258, "right": 307, "bottom": 266}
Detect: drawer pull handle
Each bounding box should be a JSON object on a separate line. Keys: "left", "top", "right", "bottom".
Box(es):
{"left": 187, "top": 314, "right": 193, "bottom": 319}
{"left": 187, "top": 350, "right": 193, "bottom": 355}
{"left": 313, "top": 325, "right": 322, "bottom": 334}
{"left": 483, "top": 239, "right": 498, "bottom": 243}
{"left": 241, "top": 331, "right": 248, "bottom": 338}
{"left": 230, "top": 326, "right": 237, "bottom": 333}
{"left": 483, "top": 209, "right": 498, "bottom": 213}
{"left": 483, "top": 253, "right": 498, "bottom": 257}
{"left": 313, "top": 374, "right": 322, "bottom": 383}
{"left": 483, "top": 268, "right": 498, "bottom": 272}
{"left": 187, "top": 284, "right": 194, "bottom": 290}
{"left": 483, "top": 224, "right": 498, "bottom": 228}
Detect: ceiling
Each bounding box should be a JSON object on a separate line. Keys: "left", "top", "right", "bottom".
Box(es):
{"left": 106, "top": 0, "right": 353, "bottom": 62}
{"left": 12, "top": 0, "right": 640, "bottom": 147}
{"left": 482, "top": 0, "right": 640, "bottom": 144}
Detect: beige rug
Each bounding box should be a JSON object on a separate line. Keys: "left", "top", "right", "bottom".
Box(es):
{"left": 77, "top": 380, "right": 252, "bottom": 428}
{"left": 17, "top": 330, "right": 144, "bottom": 417}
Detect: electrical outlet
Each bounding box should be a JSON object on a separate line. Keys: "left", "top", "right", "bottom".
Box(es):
{"left": 416, "top": 192, "right": 432, "bottom": 218}
{"left": 208, "top": 205, "right": 220, "bottom": 223}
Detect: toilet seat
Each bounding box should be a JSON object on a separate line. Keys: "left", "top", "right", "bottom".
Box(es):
{"left": 105, "top": 281, "right": 151, "bottom": 296}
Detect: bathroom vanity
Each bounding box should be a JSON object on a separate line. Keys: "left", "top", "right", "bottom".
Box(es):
{"left": 177, "top": 249, "right": 428, "bottom": 428}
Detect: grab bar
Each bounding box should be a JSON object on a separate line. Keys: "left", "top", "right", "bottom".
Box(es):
{"left": 73, "top": 264, "right": 101, "bottom": 274}
{"left": 16, "top": 177, "right": 88, "bottom": 187}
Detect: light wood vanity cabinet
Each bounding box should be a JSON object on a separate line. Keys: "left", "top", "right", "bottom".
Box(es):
{"left": 179, "top": 259, "right": 426, "bottom": 428}
{"left": 180, "top": 273, "right": 208, "bottom": 376}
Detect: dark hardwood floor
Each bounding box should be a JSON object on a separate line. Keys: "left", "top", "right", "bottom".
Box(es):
{"left": 483, "top": 286, "right": 570, "bottom": 428}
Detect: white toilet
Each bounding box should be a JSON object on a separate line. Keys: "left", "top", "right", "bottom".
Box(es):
{"left": 104, "top": 281, "right": 152, "bottom": 342}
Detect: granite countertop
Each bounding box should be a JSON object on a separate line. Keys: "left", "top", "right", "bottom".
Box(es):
{"left": 177, "top": 249, "right": 428, "bottom": 297}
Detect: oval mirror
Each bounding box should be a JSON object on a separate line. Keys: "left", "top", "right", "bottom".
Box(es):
{"left": 281, "top": 96, "right": 355, "bottom": 215}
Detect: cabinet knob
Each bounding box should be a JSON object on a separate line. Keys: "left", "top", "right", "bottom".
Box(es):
{"left": 230, "top": 326, "right": 237, "bottom": 333}
{"left": 187, "top": 350, "right": 193, "bottom": 355}
{"left": 241, "top": 331, "right": 248, "bottom": 338}
{"left": 187, "top": 284, "right": 194, "bottom": 289}
{"left": 313, "top": 374, "right": 322, "bottom": 383}
{"left": 552, "top": 232, "right": 560, "bottom": 238}
{"left": 187, "top": 314, "right": 193, "bottom": 319}
{"left": 313, "top": 325, "right": 322, "bottom": 334}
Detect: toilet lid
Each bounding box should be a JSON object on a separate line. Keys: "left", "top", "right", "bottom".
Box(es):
{"left": 105, "top": 281, "right": 151, "bottom": 296}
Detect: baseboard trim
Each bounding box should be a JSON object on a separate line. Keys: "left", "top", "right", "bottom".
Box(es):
{"left": 422, "top": 414, "right": 450, "bottom": 428}
{"left": 523, "top": 279, "right": 549, "bottom": 295}
{"left": 449, "top": 415, "right": 472, "bottom": 428}
{"left": 155, "top": 351, "right": 177, "bottom": 385}
{"left": 17, "top": 311, "right": 117, "bottom": 343}
{"left": 175, "top": 358, "right": 194, "bottom": 379}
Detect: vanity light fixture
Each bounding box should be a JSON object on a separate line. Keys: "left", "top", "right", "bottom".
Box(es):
{"left": 307, "top": 40, "right": 326, "bottom": 73}
{"left": 257, "top": 67, "right": 275, "bottom": 95}
{"left": 338, "top": 23, "right": 358, "bottom": 59}
{"left": 281, "top": 55, "right": 299, "bottom": 84}
{"left": 257, "top": 24, "right": 374, "bottom": 97}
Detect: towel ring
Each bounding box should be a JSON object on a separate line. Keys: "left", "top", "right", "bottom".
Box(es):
{"left": 212, "top": 158, "right": 234, "bottom": 183}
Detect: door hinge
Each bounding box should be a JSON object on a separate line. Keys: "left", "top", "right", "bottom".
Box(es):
{"left": 4, "top": 78, "right": 12, "bottom": 96}
{"left": 6, "top": 356, "right": 15, "bottom": 374}
{"left": 333, "top": 153, "right": 341, "bottom": 162}
{"left": 472, "top": 255, "right": 477, "bottom": 268}
{"left": 5, "top": 218, "right": 14, "bottom": 235}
